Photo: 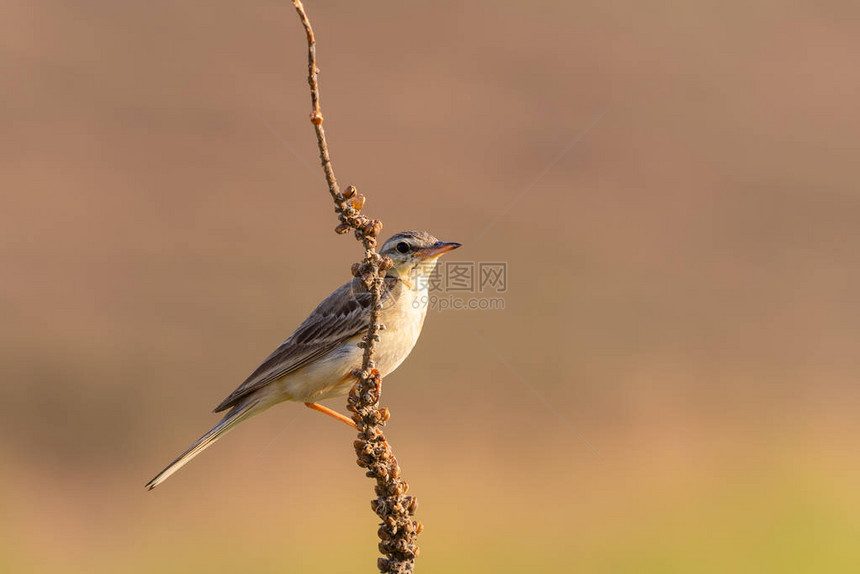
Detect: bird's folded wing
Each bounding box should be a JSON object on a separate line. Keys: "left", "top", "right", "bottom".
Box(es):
{"left": 213, "top": 277, "right": 399, "bottom": 412}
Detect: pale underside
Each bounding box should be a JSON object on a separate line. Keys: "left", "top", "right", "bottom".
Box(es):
{"left": 215, "top": 274, "right": 429, "bottom": 411}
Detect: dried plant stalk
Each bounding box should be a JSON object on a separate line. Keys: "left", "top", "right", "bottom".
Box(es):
{"left": 291, "top": 1, "right": 421, "bottom": 571}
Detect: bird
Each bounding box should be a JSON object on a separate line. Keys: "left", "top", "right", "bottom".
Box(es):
{"left": 146, "top": 230, "right": 460, "bottom": 489}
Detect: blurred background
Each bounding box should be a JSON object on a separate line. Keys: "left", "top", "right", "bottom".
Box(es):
{"left": 2, "top": 1, "right": 859, "bottom": 572}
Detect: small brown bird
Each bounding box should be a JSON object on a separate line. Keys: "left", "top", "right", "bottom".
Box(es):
{"left": 146, "top": 231, "right": 460, "bottom": 489}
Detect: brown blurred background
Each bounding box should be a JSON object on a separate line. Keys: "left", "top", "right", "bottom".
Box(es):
{"left": 2, "top": 1, "right": 859, "bottom": 572}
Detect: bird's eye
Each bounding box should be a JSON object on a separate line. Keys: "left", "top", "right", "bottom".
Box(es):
{"left": 396, "top": 241, "right": 410, "bottom": 254}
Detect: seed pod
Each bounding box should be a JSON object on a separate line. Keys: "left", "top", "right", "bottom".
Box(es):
{"left": 368, "top": 219, "right": 383, "bottom": 237}
{"left": 377, "top": 526, "right": 392, "bottom": 541}
{"left": 350, "top": 193, "right": 366, "bottom": 211}
{"left": 342, "top": 185, "right": 357, "bottom": 199}
{"left": 379, "top": 257, "right": 393, "bottom": 271}
{"left": 309, "top": 111, "right": 323, "bottom": 125}
{"left": 335, "top": 222, "right": 350, "bottom": 234}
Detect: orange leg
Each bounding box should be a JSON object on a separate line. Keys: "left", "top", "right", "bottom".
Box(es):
{"left": 304, "top": 402, "right": 357, "bottom": 430}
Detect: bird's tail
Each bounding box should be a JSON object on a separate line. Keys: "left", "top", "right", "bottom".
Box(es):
{"left": 146, "top": 398, "right": 267, "bottom": 490}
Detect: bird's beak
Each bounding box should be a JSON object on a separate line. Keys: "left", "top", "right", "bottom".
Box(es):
{"left": 416, "top": 241, "right": 462, "bottom": 260}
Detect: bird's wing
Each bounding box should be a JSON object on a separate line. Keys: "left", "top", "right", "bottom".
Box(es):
{"left": 213, "top": 277, "right": 400, "bottom": 412}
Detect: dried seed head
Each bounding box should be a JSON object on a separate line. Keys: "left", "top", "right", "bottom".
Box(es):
{"left": 342, "top": 185, "right": 357, "bottom": 199}
{"left": 309, "top": 111, "right": 324, "bottom": 125}
{"left": 335, "top": 222, "right": 350, "bottom": 234}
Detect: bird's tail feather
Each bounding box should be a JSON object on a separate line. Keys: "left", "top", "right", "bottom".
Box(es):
{"left": 146, "top": 399, "right": 264, "bottom": 490}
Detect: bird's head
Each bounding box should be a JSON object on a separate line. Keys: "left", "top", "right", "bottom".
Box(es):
{"left": 379, "top": 230, "right": 461, "bottom": 278}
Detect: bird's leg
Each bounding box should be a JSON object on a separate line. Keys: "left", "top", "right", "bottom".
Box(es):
{"left": 304, "top": 402, "right": 358, "bottom": 430}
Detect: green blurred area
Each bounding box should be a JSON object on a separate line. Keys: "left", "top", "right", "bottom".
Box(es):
{"left": 2, "top": 0, "right": 860, "bottom": 572}
{"left": 2, "top": 445, "right": 858, "bottom": 573}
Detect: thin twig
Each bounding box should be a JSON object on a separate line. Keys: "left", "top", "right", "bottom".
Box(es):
{"left": 290, "top": 2, "right": 422, "bottom": 572}
{"left": 292, "top": 0, "right": 339, "bottom": 201}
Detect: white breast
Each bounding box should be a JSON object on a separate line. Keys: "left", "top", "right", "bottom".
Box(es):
{"left": 374, "top": 280, "right": 429, "bottom": 376}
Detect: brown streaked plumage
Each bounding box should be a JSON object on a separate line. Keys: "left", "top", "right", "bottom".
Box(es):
{"left": 146, "top": 231, "right": 460, "bottom": 489}
{"left": 213, "top": 276, "right": 402, "bottom": 413}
